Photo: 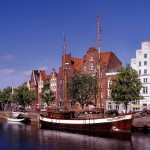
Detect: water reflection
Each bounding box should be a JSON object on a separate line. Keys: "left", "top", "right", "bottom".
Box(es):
{"left": 0, "top": 119, "right": 150, "bottom": 150}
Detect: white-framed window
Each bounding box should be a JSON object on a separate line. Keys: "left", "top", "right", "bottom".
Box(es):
{"left": 108, "top": 90, "right": 111, "bottom": 97}
{"left": 144, "top": 69, "right": 147, "bottom": 75}
{"left": 108, "top": 80, "right": 112, "bottom": 88}
{"left": 108, "top": 102, "right": 112, "bottom": 110}
{"left": 89, "top": 57, "right": 94, "bottom": 61}
{"left": 144, "top": 53, "right": 147, "bottom": 58}
{"left": 143, "top": 87, "right": 148, "bottom": 94}
{"left": 143, "top": 78, "right": 148, "bottom": 83}
{"left": 139, "top": 69, "right": 141, "bottom": 75}
{"left": 89, "top": 64, "right": 94, "bottom": 70}
{"left": 144, "top": 61, "right": 147, "bottom": 66}
{"left": 139, "top": 61, "right": 141, "bottom": 66}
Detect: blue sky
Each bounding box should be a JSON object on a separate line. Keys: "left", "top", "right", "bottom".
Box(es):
{"left": 0, "top": 0, "right": 150, "bottom": 89}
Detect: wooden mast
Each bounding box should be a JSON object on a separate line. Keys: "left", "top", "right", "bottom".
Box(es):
{"left": 63, "top": 35, "right": 67, "bottom": 110}
{"left": 97, "top": 15, "right": 102, "bottom": 111}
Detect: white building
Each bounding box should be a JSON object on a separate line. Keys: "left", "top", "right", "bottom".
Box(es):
{"left": 131, "top": 41, "right": 150, "bottom": 111}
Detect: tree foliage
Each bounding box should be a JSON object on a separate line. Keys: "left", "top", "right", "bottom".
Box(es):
{"left": 0, "top": 87, "right": 12, "bottom": 103}
{"left": 67, "top": 72, "right": 97, "bottom": 107}
{"left": 15, "top": 86, "right": 35, "bottom": 108}
{"left": 110, "top": 64, "right": 143, "bottom": 112}
{"left": 40, "top": 83, "right": 55, "bottom": 105}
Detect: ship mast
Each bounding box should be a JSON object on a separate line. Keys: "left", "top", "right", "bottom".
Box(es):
{"left": 97, "top": 15, "right": 102, "bottom": 112}
{"left": 63, "top": 35, "right": 67, "bottom": 110}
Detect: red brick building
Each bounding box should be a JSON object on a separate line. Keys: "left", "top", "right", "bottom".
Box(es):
{"left": 27, "top": 69, "right": 58, "bottom": 110}
{"left": 27, "top": 47, "right": 122, "bottom": 111}
{"left": 57, "top": 47, "right": 122, "bottom": 109}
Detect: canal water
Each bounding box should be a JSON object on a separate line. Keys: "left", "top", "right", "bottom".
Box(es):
{"left": 0, "top": 119, "right": 150, "bottom": 150}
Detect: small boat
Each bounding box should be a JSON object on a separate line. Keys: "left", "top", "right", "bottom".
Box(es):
{"left": 7, "top": 112, "right": 30, "bottom": 122}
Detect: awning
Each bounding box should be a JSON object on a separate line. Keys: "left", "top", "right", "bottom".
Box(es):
{"left": 132, "top": 104, "right": 140, "bottom": 108}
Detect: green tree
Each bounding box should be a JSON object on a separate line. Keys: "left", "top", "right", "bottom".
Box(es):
{"left": 0, "top": 87, "right": 12, "bottom": 110}
{"left": 0, "top": 87, "right": 12, "bottom": 103}
{"left": 110, "top": 64, "right": 143, "bottom": 113}
{"left": 15, "top": 86, "right": 35, "bottom": 108}
{"left": 40, "top": 83, "right": 55, "bottom": 106}
{"left": 68, "top": 72, "right": 97, "bottom": 108}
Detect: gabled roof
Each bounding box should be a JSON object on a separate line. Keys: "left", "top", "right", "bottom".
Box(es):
{"left": 100, "top": 51, "right": 112, "bottom": 67}
{"left": 71, "top": 57, "right": 82, "bottom": 71}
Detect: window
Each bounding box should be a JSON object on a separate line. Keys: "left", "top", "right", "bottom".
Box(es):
{"left": 139, "top": 69, "right": 141, "bottom": 75}
{"left": 116, "top": 104, "right": 119, "bottom": 110}
{"left": 108, "top": 102, "right": 112, "bottom": 110}
{"left": 84, "top": 66, "right": 87, "bottom": 71}
{"left": 143, "top": 103, "right": 147, "bottom": 107}
{"left": 144, "top": 54, "right": 147, "bottom": 58}
{"left": 143, "top": 78, "right": 148, "bottom": 83}
{"left": 89, "top": 57, "right": 94, "bottom": 61}
{"left": 89, "top": 64, "right": 94, "bottom": 70}
{"left": 108, "top": 90, "right": 111, "bottom": 97}
{"left": 143, "top": 87, "right": 148, "bottom": 94}
{"left": 144, "top": 61, "right": 147, "bottom": 66}
{"left": 144, "top": 69, "right": 147, "bottom": 74}
{"left": 108, "top": 81, "right": 112, "bottom": 88}
{"left": 139, "top": 61, "right": 141, "bottom": 66}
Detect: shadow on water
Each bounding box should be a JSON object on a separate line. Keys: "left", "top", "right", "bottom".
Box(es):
{"left": 0, "top": 119, "right": 150, "bottom": 150}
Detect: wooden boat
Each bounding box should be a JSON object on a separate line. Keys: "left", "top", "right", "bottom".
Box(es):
{"left": 39, "top": 15, "right": 133, "bottom": 140}
{"left": 39, "top": 109, "right": 133, "bottom": 140}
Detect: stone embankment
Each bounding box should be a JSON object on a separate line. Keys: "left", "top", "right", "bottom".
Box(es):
{"left": 132, "top": 114, "right": 150, "bottom": 132}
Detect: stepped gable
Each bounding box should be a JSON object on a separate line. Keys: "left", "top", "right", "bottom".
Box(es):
{"left": 87, "top": 47, "right": 97, "bottom": 53}
{"left": 39, "top": 70, "right": 47, "bottom": 80}
{"left": 30, "top": 70, "right": 40, "bottom": 87}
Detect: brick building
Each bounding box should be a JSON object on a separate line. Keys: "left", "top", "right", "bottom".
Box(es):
{"left": 27, "top": 69, "right": 58, "bottom": 110}
{"left": 26, "top": 47, "right": 122, "bottom": 111}
{"left": 57, "top": 47, "right": 122, "bottom": 110}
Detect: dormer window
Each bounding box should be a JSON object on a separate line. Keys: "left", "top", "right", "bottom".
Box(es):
{"left": 89, "top": 57, "right": 94, "bottom": 61}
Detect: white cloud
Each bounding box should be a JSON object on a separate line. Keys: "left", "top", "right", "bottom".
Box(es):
{"left": 38, "top": 66, "right": 49, "bottom": 70}
{"left": 21, "top": 70, "right": 32, "bottom": 76}
{"left": 1, "top": 54, "right": 14, "bottom": 60}
{"left": 0, "top": 69, "right": 15, "bottom": 74}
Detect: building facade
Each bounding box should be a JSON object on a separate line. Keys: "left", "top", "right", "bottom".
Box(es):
{"left": 26, "top": 47, "right": 122, "bottom": 111}
{"left": 131, "top": 41, "right": 150, "bottom": 111}
{"left": 27, "top": 69, "right": 58, "bottom": 110}
{"left": 57, "top": 47, "right": 122, "bottom": 110}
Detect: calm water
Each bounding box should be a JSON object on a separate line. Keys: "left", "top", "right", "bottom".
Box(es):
{"left": 0, "top": 119, "right": 150, "bottom": 150}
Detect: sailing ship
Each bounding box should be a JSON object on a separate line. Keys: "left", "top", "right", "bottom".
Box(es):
{"left": 39, "top": 15, "right": 133, "bottom": 140}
